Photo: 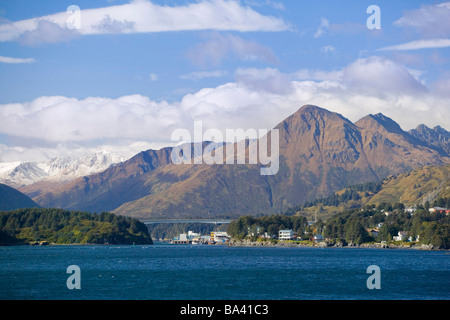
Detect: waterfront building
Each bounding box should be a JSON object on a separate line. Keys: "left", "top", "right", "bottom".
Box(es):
{"left": 279, "top": 230, "right": 293, "bottom": 240}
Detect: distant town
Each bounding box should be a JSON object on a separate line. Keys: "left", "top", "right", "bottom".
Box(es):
{"left": 171, "top": 231, "right": 230, "bottom": 245}
{"left": 168, "top": 205, "right": 449, "bottom": 247}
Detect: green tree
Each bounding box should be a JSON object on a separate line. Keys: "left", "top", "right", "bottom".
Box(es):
{"left": 345, "top": 219, "right": 371, "bottom": 244}
{"left": 377, "top": 223, "right": 398, "bottom": 242}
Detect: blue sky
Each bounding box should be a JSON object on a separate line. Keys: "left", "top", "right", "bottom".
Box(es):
{"left": 0, "top": 0, "right": 449, "bottom": 161}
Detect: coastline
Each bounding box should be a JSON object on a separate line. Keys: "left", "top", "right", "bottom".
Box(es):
{"left": 2, "top": 240, "right": 444, "bottom": 251}
{"left": 227, "top": 239, "right": 441, "bottom": 250}
{"left": 1, "top": 240, "right": 154, "bottom": 247}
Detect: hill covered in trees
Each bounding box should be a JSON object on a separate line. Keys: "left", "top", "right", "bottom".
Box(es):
{"left": 0, "top": 208, "right": 153, "bottom": 245}
{"left": 228, "top": 200, "right": 450, "bottom": 249}
{"left": 283, "top": 165, "right": 450, "bottom": 221}
{"left": 322, "top": 202, "right": 449, "bottom": 248}
{"left": 228, "top": 215, "right": 309, "bottom": 240}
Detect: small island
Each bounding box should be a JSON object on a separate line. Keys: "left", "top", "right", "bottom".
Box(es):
{"left": 0, "top": 208, "right": 153, "bottom": 246}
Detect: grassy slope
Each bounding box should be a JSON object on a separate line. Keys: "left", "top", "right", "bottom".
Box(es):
{"left": 296, "top": 165, "right": 450, "bottom": 220}
{"left": 368, "top": 164, "right": 450, "bottom": 206}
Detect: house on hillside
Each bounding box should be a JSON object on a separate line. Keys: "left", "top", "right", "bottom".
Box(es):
{"left": 429, "top": 207, "right": 448, "bottom": 214}
{"left": 408, "top": 235, "right": 420, "bottom": 242}
{"left": 313, "top": 234, "right": 323, "bottom": 242}
{"left": 393, "top": 231, "right": 408, "bottom": 241}
{"left": 405, "top": 206, "right": 417, "bottom": 214}
{"left": 279, "top": 230, "right": 293, "bottom": 240}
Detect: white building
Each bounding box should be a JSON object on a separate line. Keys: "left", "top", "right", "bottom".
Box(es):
{"left": 405, "top": 206, "right": 416, "bottom": 214}
{"left": 214, "top": 232, "right": 230, "bottom": 242}
{"left": 429, "top": 207, "right": 447, "bottom": 213}
{"left": 179, "top": 233, "right": 188, "bottom": 242}
{"left": 393, "top": 231, "right": 408, "bottom": 241}
{"left": 187, "top": 231, "right": 200, "bottom": 239}
{"left": 279, "top": 230, "right": 293, "bottom": 240}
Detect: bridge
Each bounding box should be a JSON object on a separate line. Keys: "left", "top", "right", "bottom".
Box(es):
{"left": 141, "top": 218, "right": 316, "bottom": 226}
{"left": 140, "top": 219, "right": 233, "bottom": 225}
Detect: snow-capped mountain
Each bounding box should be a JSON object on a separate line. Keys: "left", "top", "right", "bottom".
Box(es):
{"left": 0, "top": 151, "right": 127, "bottom": 188}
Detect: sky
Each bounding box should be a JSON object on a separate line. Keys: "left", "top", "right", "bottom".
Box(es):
{"left": 0, "top": 0, "right": 449, "bottom": 162}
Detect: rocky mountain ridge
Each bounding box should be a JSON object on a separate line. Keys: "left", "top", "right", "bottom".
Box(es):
{"left": 19, "top": 105, "right": 450, "bottom": 219}
{"left": 0, "top": 150, "right": 126, "bottom": 188}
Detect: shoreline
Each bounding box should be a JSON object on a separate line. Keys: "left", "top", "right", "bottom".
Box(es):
{"left": 1, "top": 240, "right": 446, "bottom": 251}
{"left": 0, "top": 241, "right": 154, "bottom": 247}
{"left": 227, "top": 239, "right": 444, "bottom": 251}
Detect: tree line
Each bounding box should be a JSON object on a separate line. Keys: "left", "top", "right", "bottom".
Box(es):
{"left": 227, "top": 200, "right": 449, "bottom": 249}
{"left": 146, "top": 222, "right": 227, "bottom": 240}
{"left": 323, "top": 202, "right": 449, "bottom": 248}
{"left": 302, "top": 181, "right": 382, "bottom": 208}
{"left": 0, "top": 208, "right": 153, "bottom": 245}
{"left": 227, "top": 215, "right": 309, "bottom": 240}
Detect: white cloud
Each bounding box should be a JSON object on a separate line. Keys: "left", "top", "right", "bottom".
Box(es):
{"left": 0, "top": 56, "right": 35, "bottom": 64}
{"left": 1, "top": 56, "right": 448, "bottom": 162}
{"left": 17, "top": 20, "right": 80, "bottom": 46}
{"left": 244, "top": 0, "right": 285, "bottom": 11}
{"left": 0, "top": 140, "right": 165, "bottom": 163}
{"left": 378, "top": 39, "right": 450, "bottom": 51}
{"left": 313, "top": 17, "right": 329, "bottom": 38}
{"left": 0, "top": 94, "right": 182, "bottom": 143}
{"left": 0, "top": 0, "right": 290, "bottom": 45}
{"left": 293, "top": 69, "right": 343, "bottom": 81}
{"left": 235, "top": 67, "right": 292, "bottom": 94}
{"left": 295, "top": 56, "right": 427, "bottom": 96}
{"left": 293, "top": 56, "right": 427, "bottom": 96}
{"left": 431, "top": 75, "right": 450, "bottom": 98}
{"left": 394, "top": 2, "right": 450, "bottom": 38}
{"left": 313, "top": 18, "right": 368, "bottom": 38}
{"left": 380, "top": 3, "right": 450, "bottom": 53}
{"left": 342, "top": 56, "right": 427, "bottom": 96}
{"left": 178, "top": 59, "right": 448, "bottom": 133}
{"left": 187, "top": 32, "right": 278, "bottom": 67}
{"left": 322, "top": 45, "right": 336, "bottom": 54}
{"left": 92, "top": 14, "right": 135, "bottom": 34}
{"left": 149, "top": 73, "right": 158, "bottom": 81}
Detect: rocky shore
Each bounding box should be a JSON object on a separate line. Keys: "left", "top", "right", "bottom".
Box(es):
{"left": 228, "top": 239, "right": 439, "bottom": 250}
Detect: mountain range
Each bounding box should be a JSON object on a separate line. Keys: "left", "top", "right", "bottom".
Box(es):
{"left": 0, "top": 150, "right": 126, "bottom": 188}
{"left": 408, "top": 124, "right": 450, "bottom": 156}
{"left": 12, "top": 105, "right": 450, "bottom": 220}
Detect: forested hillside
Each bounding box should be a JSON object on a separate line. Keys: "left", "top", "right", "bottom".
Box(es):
{"left": 0, "top": 208, "right": 153, "bottom": 245}
{"left": 228, "top": 201, "right": 450, "bottom": 249}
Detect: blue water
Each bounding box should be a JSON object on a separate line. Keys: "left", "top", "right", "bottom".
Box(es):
{"left": 0, "top": 244, "right": 449, "bottom": 300}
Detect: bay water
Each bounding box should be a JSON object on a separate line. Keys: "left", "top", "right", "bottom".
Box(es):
{"left": 0, "top": 244, "right": 448, "bottom": 300}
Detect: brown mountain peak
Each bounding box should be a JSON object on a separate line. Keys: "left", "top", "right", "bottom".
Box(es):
{"left": 291, "top": 104, "right": 348, "bottom": 121}
{"left": 21, "top": 105, "right": 450, "bottom": 219}
{"left": 297, "top": 104, "right": 329, "bottom": 114}
{"left": 276, "top": 105, "right": 354, "bottom": 135}
{"left": 356, "top": 113, "right": 405, "bottom": 135}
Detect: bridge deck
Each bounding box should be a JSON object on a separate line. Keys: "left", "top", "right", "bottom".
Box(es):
{"left": 141, "top": 219, "right": 233, "bottom": 225}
